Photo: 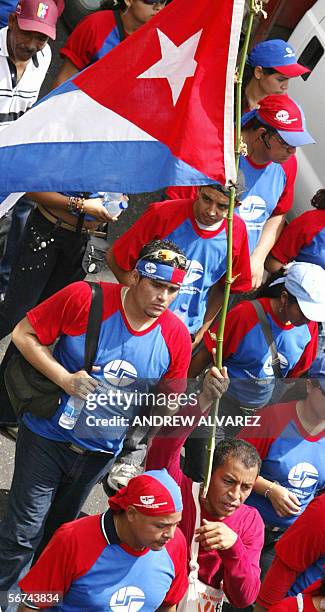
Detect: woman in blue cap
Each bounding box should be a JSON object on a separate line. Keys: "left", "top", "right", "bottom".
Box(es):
{"left": 242, "top": 39, "right": 310, "bottom": 112}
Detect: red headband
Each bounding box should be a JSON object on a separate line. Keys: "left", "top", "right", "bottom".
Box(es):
{"left": 109, "top": 472, "right": 182, "bottom": 516}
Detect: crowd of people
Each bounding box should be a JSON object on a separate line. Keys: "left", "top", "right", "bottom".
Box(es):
{"left": 0, "top": 0, "right": 324, "bottom": 611}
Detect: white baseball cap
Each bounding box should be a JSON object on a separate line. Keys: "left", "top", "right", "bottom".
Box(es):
{"left": 285, "top": 262, "right": 325, "bottom": 322}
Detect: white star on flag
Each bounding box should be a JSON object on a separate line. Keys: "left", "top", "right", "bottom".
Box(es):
{"left": 137, "top": 28, "right": 203, "bottom": 106}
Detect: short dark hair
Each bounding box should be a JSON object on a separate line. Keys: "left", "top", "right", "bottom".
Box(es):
{"left": 243, "top": 65, "right": 278, "bottom": 91}
{"left": 212, "top": 438, "right": 261, "bottom": 473}
{"left": 243, "top": 116, "right": 279, "bottom": 138}
{"left": 201, "top": 181, "right": 244, "bottom": 204}
{"left": 139, "top": 239, "right": 187, "bottom": 271}
{"left": 311, "top": 189, "right": 325, "bottom": 210}
{"left": 253, "top": 269, "right": 298, "bottom": 304}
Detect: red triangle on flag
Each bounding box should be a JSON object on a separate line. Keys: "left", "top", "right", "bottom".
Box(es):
{"left": 74, "top": 0, "right": 244, "bottom": 184}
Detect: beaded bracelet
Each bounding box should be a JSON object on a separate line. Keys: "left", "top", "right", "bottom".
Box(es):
{"left": 67, "top": 196, "right": 85, "bottom": 215}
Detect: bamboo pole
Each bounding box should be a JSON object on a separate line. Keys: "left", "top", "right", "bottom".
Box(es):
{"left": 202, "top": 0, "right": 259, "bottom": 497}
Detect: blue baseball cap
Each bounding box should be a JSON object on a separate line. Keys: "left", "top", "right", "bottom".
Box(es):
{"left": 247, "top": 39, "right": 310, "bottom": 78}
{"left": 309, "top": 356, "right": 325, "bottom": 392}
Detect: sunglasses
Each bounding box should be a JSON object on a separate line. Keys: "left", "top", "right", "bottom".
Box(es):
{"left": 142, "top": 249, "right": 188, "bottom": 270}
{"left": 141, "top": 0, "right": 167, "bottom": 4}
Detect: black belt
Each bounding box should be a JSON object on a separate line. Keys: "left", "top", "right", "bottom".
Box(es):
{"left": 65, "top": 442, "right": 115, "bottom": 457}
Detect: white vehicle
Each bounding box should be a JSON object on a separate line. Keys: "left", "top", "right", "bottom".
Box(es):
{"left": 288, "top": 0, "right": 325, "bottom": 217}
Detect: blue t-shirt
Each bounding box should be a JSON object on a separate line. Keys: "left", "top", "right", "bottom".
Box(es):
{"left": 0, "top": 0, "right": 16, "bottom": 27}
{"left": 113, "top": 199, "right": 251, "bottom": 334}
{"left": 205, "top": 298, "right": 318, "bottom": 407}
{"left": 272, "top": 209, "right": 325, "bottom": 269}
{"left": 241, "top": 402, "right": 325, "bottom": 528}
{"left": 23, "top": 282, "right": 191, "bottom": 452}
{"left": 20, "top": 511, "right": 188, "bottom": 610}
{"left": 236, "top": 155, "right": 296, "bottom": 253}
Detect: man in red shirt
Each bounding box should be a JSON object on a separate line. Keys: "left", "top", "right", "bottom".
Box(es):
{"left": 146, "top": 371, "right": 264, "bottom": 609}
{"left": 53, "top": 0, "right": 167, "bottom": 87}
{"left": 107, "top": 184, "right": 251, "bottom": 349}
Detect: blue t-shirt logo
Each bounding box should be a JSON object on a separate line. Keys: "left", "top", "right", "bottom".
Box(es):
{"left": 183, "top": 259, "right": 204, "bottom": 285}
{"left": 110, "top": 586, "right": 146, "bottom": 611}
{"left": 239, "top": 195, "right": 266, "bottom": 223}
{"left": 103, "top": 360, "right": 138, "bottom": 387}
{"left": 287, "top": 463, "right": 319, "bottom": 489}
{"left": 263, "top": 352, "right": 288, "bottom": 376}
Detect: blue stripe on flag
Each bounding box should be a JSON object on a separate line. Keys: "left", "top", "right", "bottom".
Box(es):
{"left": 0, "top": 140, "right": 214, "bottom": 193}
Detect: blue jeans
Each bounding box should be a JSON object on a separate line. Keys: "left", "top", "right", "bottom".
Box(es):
{"left": 0, "top": 423, "right": 115, "bottom": 594}
{"left": 0, "top": 197, "right": 34, "bottom": 294}
{"left": 0, "top": 207, "right": 88, "bottom": 425}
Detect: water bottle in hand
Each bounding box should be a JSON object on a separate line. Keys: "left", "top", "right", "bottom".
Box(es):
{"left": 58, "top": 396, "right": 84, "bottom": 430}
{"left": 102, "top": 192, "right": 128, "bottom": 218}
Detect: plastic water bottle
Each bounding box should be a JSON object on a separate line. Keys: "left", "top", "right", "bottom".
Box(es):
{"left": 58, "top": 396, "right": 84, "bottom": 430}
{"left": 102, "top": 192, "right": 128, "bottom": 218}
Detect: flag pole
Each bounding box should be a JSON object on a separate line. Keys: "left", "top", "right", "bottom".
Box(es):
{"left": 202, "top": 0, "right": 265, "bottom": 498}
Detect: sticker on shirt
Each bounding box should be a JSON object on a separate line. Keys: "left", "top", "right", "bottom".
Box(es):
{"left": 288, "top": 463, "right": 319, "bottom": 489}
{"left": 263, "top": 352, "right": 288, "bottom": 376}
{"left": 103, "top": 360, "right": 138, "bottom": 387}
{"left": 243, "top": 353, "right": 288, "bottom": 379}
{"left": 179, "top": 259, "right": 204, "bottom": 295}
{"left": 110, "top": 586, "right": 145, "bottom": 612}
{"left": 238, "top": 195, "right": 267, "bottom": 230}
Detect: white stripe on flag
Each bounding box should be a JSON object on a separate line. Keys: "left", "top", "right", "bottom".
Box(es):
{"left": 0, "top": 90, "right": 157, "bottom": 148}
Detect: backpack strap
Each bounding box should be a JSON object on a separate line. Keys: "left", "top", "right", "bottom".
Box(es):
{"left": 114, "top": 8, "right": 126, "bottom": 42}
{"left": 84, "top": 282, "right": 103, "bottom": 373}
{"left": 251, "top": 300, "right": 283, "bottom": 378}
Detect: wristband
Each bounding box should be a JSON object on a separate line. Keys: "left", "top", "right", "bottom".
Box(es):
{"left": 264, "top": 481, "right": 279, "bottom": 498}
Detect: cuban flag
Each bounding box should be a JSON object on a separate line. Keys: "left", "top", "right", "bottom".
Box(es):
{"left": 0, "top": 0, "right": 244, "bottom": 196}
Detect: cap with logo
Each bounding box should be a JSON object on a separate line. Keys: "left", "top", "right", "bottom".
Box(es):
{"left": 109, "top": 469, "right": 183, "bottom": 515}
{"left": 15, "top": 0, "right": 59, "bottom": 40}
{"left": 309, "top": 355, "right": 325, "bottom": 392}
{"left": 284, "top": 261, "right": 325, "bottom": 322}
{"left": 242, "top": 94, "right": 315, "bottom": 147}
{"left": 247, "top": 39, "right": 310, "bottom": 78}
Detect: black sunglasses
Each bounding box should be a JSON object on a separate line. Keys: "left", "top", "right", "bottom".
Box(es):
{"left": 141, "top": 0, "right": 167, "bottom": 4}
{"left": 140, "top": 249, "right": 189, "bottom": 270}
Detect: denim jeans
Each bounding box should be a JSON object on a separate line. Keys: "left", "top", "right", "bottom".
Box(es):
{"left": 0, "top": 423, "right": 115, "bottom": 595}
{"left": 0, "top": 197, "right": 34, "bottom": 294}
{"left": 0, "top": 207, "right": 88, "bottom": 339}
{"left": 0, "top": 207, "right": 88, "bottom": 425}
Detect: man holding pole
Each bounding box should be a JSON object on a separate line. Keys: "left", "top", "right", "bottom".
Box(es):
{"left": 146, "top": 369, "right": 264, "bottom": 610}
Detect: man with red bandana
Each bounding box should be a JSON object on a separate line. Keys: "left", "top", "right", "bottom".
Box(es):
{"left": 18, "top": 470, "right": 188, "bottom": 611}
